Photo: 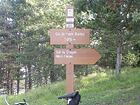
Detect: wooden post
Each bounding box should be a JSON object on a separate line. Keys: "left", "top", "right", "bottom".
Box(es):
{"left": 66, "top": 62, "right": 74, "bottom": 93}
{"left": 66, "top": 5, "right": 74, "bottom": 93}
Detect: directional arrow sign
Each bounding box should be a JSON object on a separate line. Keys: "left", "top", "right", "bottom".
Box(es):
{"left": 49, "top": 29, "right": 91, "bottom": 45}
{"left": 54, "top": 48, "right": 101, "bottom": 64}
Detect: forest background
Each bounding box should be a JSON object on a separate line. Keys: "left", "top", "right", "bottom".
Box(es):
{"left": 0, "top": 0, "right": 140, "bottom": 95}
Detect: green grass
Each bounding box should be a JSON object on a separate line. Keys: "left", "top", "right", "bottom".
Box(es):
{"left": 0, "top": 67, "right": 140, "bottom": 105}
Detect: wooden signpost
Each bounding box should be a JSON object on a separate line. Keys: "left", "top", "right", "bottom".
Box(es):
{"left": 49, "top": 5, "right": 101, "bottom": 93}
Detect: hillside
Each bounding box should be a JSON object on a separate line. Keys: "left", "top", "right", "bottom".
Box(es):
{"left": 0, "top": 67, "right": 140, "bottom": 105}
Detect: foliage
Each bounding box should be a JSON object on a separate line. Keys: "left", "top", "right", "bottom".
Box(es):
{"left": 123, "top": 51, "right": 139, "bottom": 66}
{"left": 0, "top": 0, "right": 75, "bottom": 94}
{"left": 74, "top": 0, "right": 140, "bottom": 75}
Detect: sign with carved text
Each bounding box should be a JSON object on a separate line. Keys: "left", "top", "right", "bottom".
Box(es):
{"left": 49, "top": 29, "right": 91, "bottom": 45}
{"left": 54, "top": 48, "right": 101, "bottom": 64}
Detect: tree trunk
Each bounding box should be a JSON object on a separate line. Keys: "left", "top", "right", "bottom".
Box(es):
{"left": 50, "top": 70, "right": 56, "bottom": 83}
{"left": 6, "top": 69, "right": 10, "bottom": 94}
{"left": 115, "top": 38, "right": 122, "bottom": 76}
{"left": 17, "top": 69, "right": 20, "bottom": 94}
{"left": 44, "top": 75, "right": 48, "bottom": 84}
{"left": 114, "top": 0, "right": 133, "bottom": 76}
{"left": 17, "top": 79, "right": 20, "bottom": 94}
{"left": 27, "top": 64, "right": 32, "bottom": 90}
{"left": 25, "top": 67, "right": 28, "bottom": 92}
{"left": 10, "top": 79, "right": 13, "bottom": 95}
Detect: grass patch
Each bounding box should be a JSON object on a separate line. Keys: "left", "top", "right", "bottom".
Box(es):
{"left": 0, "top": 67, "right": 140, "bottom": 105}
